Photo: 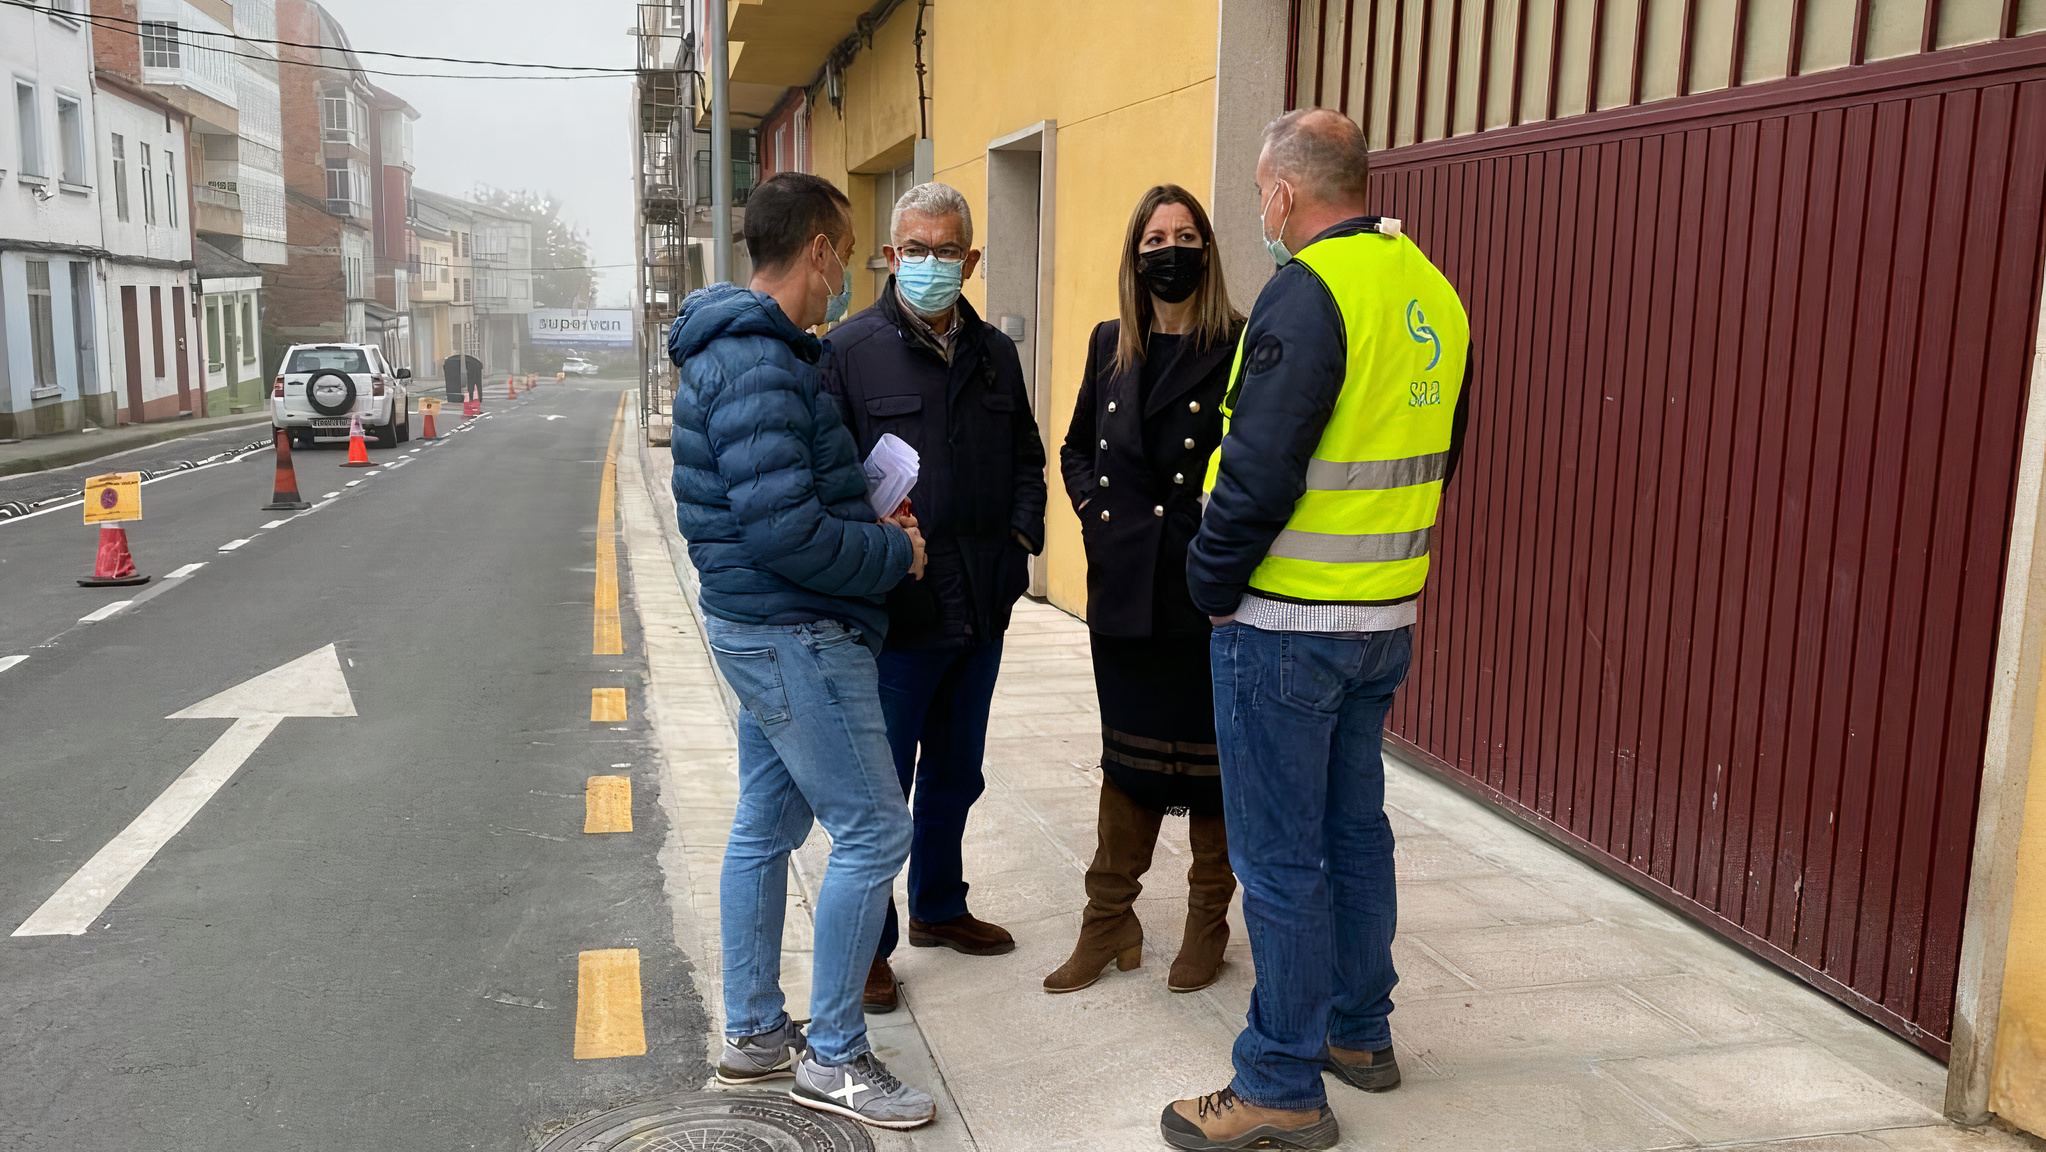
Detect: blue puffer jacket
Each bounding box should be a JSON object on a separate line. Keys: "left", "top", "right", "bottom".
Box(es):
{"left": 668, "top": 282, "right": 912, "bottom": 649}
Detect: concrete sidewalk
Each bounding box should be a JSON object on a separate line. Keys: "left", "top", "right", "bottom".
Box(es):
{"left": 0, "top": 411, "right": 271, "bottom": 478}
{"left": 620, "top": 432, "right": 2035, "bottom": 1152}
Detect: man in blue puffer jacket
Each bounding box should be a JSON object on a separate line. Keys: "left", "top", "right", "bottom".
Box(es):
{"left": 668, "top": 172, "right": 936, "bottom": 1131}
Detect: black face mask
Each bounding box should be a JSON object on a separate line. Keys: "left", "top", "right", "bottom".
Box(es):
{"left": 1138, "top": 244, "right": 1206, "bottom": 304}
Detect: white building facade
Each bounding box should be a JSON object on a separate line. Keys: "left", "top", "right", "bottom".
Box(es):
{"left": 2, "top": 0, "right": 115, "bottom": 438}
{"left": 94, "top": 77, "right": 202, "bottom": 423}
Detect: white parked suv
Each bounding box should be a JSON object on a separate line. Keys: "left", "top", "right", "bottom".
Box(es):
{"left": 272, "top": 343, "right": 411, "bottom": 448}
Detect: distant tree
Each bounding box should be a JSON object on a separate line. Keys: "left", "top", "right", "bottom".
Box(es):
{"left": 470, "top": 186, "right": 596, "bottom": 308}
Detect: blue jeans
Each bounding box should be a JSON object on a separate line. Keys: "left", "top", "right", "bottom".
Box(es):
{"left": 873, "top": 640, "right": 1005, "bottom": 958}
{"left": 1212, "top": 623, "right": 1412, "bottom": 1111}
{"left": 707, "top": 617, "right": 912, "bottom": 1066}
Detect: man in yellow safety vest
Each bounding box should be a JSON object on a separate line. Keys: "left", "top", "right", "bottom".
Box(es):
{"left": 1162, "top": 108, "right": 1473, "bottom": 1152}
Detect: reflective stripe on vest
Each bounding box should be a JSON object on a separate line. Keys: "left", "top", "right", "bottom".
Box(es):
{"left": 1205, "top": 225, "right": 1470, "bottom": 605}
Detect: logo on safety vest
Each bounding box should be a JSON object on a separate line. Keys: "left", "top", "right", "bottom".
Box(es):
{"left": 1406, "top": 300, "right": 1440, "bottom": 371}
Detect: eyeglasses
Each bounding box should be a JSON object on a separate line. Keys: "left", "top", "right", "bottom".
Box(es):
{"left": 895, "top": 244, "right": 966, "bottom": 264}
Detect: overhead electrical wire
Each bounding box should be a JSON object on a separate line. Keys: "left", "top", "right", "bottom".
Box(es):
{"left": 2, "top": 0, "right": 638, "bottom": 79}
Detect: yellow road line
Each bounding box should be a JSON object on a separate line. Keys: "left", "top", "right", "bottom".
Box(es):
{"left": 584, "top": 775, "right": 633, "bottom": 833}
{"left": 590, "top": 687, "right": 626, "bottom": 722}
{"left": 573, "top": 948, "right": 647, "bottom": 1059}
{"left": 593, "top": 392, "right": 627, "bottom": 655}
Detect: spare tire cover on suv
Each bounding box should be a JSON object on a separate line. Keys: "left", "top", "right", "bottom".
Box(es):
{"left": 306, "top": 369, "right": 357, "bottom": 416}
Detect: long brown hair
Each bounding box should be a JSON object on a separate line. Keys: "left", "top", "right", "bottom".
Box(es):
{"left": 1114, "top": 184, "right": 1241, "bottom": 376}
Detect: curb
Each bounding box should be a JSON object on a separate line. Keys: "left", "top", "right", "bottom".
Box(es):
{"left": 0, "top": 413, "right": 275, "bottom": 479}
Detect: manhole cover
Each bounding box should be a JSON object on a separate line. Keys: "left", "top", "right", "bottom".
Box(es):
{"left": 537, "top": 1092, "right": 873, "bottom": 1152}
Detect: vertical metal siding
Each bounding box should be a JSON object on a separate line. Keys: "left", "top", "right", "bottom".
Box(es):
{"left": 1332, "top": 41, "right": 2046, "bottom": 1055}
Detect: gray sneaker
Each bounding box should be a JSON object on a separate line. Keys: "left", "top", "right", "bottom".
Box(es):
{"left": 790, "top": 1051, "right": 936, "bottom": 1130}
{"left": 715, "top": 1017, "right": 808, "bottom": 1085}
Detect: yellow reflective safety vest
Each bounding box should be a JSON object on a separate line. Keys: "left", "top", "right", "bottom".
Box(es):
{"left": 1206, "top": 223, "right": 1470, "bottom": 604}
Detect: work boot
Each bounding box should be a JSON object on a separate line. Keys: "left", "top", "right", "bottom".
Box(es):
{"left": 1159, "top": 1087, "right": 1338, "bottom": 1151}
{"left": 1169, "top": 810, "right": 1235, "bottom": 993}
{"left": 1323, "top": 1043, "right": 1402, "bottom": 1092}
{"left": 907, "top": 912, "right": 1015, "bottom": 955}
{"left": 714, "top": 1016, "right": 807, "bottom": 1085}
{"left": 1045, "top": 778, "right": 1163, "bottom": 993}
{"left": 790, "top": 1050, "right": 936, "bottom": 1130}
{"left": 863, "top": 957, "right": 899, "bottom": 1014}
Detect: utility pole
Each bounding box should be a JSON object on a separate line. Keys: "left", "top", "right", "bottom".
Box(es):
{"left": 709, "top": 0, "right": 733, "bottom": 284}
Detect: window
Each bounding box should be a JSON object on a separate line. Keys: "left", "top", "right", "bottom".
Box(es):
{"left": 56, "top": 95, "right": 84, "bottom": 184}
{"left": 141, "top": 143, "right": 156, "bottom": 222}
{"left": 141, "top": 21, "right": 181, "bottom": 68}
{"left": 14, "top": 81, "right": 42, "bottom": 178}
{"left": 69, "top": 262, "right": 94, "bottom": 389}
{"left": 458, "top": 231, "right": 469, "bottom": 257}
{"left": 320, "top": 91, "right": 352, "bottom": 144}
{"left": 241, "top": 299, "right": 255, "bottom": 362}
{"left": 206, "top": 301, "right": 222, "bottom": 370}
{"left": 163, "top": 149, "right": 177, "bottom": 227}
{"left": 49, "top": 0, "right": 85, "bottom": 15}
{"left": 111, "top": 133, "right": 129, "bottom": 219}
{"left": 26, "top": 261, "right": 58, "bottom": 393}
{"left": 286, "top": 347, "right": 370, "bottom": 374}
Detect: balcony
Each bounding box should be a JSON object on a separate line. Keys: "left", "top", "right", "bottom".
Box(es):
{"left": 194, "top": 182, "right": 243, "bottom": 237}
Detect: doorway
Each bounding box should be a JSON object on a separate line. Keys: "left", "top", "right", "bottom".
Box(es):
{"left": 984, "top": 120, "right": 1056, "bottom": 596}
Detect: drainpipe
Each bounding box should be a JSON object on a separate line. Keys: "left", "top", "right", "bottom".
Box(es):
{"left": 710, "top": 0, "right": 734, "bottom": 284}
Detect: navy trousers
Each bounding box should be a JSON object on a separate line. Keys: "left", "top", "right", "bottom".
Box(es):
{"left": 873, "top": 639, "right": 1005, "bottom": 959}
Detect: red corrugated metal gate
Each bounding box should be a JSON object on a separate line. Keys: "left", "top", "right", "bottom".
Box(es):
{"left": 1340, "top": 39, "right": 2046, "bottom": 1056}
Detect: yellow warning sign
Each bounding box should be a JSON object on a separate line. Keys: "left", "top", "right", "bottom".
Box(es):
{"left": 417, "top": 396, "right": 444, "bottom": 416}
{"left": 83, "top": 472, "right": 142, "bottom": 525}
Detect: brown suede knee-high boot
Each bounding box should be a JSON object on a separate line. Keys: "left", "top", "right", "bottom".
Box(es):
{"left": 1044, "top": 778, "right": 1163, "bottom": 993}
{"left": 1168, "top": 810, "right": 1235, "bottom": 992}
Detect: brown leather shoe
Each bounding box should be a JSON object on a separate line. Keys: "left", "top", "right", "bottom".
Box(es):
{"left": 1159, "top": 1088, "right": 1337, "bottom": 1150}
{"left": 862, "top": 957, "right": 899, "bottom": 1014}
{"left": 907, "top": 913, "right": 1015, "bottom": 956}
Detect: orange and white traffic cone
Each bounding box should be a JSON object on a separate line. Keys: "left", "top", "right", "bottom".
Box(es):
{"left": 464, "top": 384, "right": 480, "bottom": 418}
{"left": 77, "top": 524, "right": 151, "bottom": 587}
{"left": 263, "top": 427, "right": 312, "bottom": 510}
{"left": 421, "top": 408, "right": 437, "bottom": 440}
{"left": 339, "top": 412, "right": 373, "bottom": 467}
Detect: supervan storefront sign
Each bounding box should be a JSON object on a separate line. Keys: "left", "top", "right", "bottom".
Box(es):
{"left": 529, "top": 309, "right": 633, "bottom": 347}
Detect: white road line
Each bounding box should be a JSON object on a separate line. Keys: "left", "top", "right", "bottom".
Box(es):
{"left": 165, "top": 562, "right": 206, "bottom": 578}
{"left": 322, "top": 491, "right": 341, "bottom": 498}
{"left": 262, "top": 519, "right": 290, "bottom": 529}
{"left": 344, "top": 480, "right": 362, "bottom": 487}
{"left": 364, "top": 470, "right": 381, "bottom": 476}
{"left": 218, "top": 538, "right": 252, "bottom": 552}
{"left": 0, "top": 655, "right": 28, "bottom": 673}
{"left": 79, "top": 601, "right": 133, "bottom": 623}
{"left": 409, "top": 449, "right": 422, "bottom": 454}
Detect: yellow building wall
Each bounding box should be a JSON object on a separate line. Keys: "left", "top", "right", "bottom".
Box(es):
{"left": 927, "top": 0, "right": 1220, "bottom": 616}
{"left": 1993, "top": 663, "right": 2046, "bottom": 1132}
{"left": 803, "top": 2, "right": 922, "bottom": 316}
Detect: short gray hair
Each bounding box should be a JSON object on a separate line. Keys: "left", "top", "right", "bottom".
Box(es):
{"left": 890, "top": 182, "right": 973, "bottom": 247}
{"left": 1261, "top": 109, "right": 1370, "bottom": 201}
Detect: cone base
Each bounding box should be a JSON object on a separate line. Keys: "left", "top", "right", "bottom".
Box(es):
{"left": 263, "top": 500, "right": 313, "bottom": 510}
{"left": 78, "top": 575, "right": 152, "bottom": 587}
{"left": 339, "top": 461, "right": 374, "bottom": 468}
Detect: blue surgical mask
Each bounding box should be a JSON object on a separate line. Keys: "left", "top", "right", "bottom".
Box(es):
{"left": 1260, "top": 181, "right": 1294, "bottom": 267}
{"left": 823, "top": 245, "right": 852, "bottom": 324}
{"left": 895, "top": 254, "right": 965, "bottom": 315}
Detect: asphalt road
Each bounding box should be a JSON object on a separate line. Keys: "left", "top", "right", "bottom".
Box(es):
{"left": 0, "top": 378, "right": 709, "bottom": 1150}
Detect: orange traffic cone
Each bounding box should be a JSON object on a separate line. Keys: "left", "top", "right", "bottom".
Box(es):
{"left": 421, "top": 408, "right": 437, "bottom": 440}
{"left": 78, "top": 524, "right": 151, "bottom": 587}
{"left": 263, "top": 427, "right": 312, "bottom": 510}
{"left": 464, "top": 384, "right": 480, "bottom": 417}
{"left": 339, "top": 412, "right": 373, "bottom": 467}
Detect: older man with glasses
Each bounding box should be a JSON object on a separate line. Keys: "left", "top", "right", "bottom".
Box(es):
{"left": 819, "top": 183, "right": 1047, "bottom": 1014}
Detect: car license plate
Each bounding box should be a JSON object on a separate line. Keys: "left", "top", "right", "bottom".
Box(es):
{"left": 312, "top": 419, "right": 350, "bottom": 430}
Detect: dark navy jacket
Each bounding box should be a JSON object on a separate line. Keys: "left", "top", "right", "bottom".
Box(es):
{"left": 1187, "top": 218, "right": 1473, "bottom": 618}
{"left": 821, "top": 283, "right": 1046, "bottom": 649}
{"left": 668, "top": 282, "right": 913, "bottom": 650}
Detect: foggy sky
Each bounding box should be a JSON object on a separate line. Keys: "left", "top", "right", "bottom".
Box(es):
{"left": 315, "top": 0, "right": 637, "bottom": 307}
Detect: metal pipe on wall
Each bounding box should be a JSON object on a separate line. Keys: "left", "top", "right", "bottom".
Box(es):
{"left": 710, "top": 0, "right": 733, "bottom": 284}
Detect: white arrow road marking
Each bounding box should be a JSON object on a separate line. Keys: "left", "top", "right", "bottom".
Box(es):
{"left": 79, "top": 601, "right": 133, "bottom": 623}
{"left": 13, "top": 645, "right": 356, "bottom": 937}
{"left": 0, "top": 655, "right": 27, "bottom": 673}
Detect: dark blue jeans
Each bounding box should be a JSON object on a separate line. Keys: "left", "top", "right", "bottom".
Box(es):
{"left": 1212, "top": 623, "right": 1412, "bottom": 1111}
{"left": 873, "top": 639, "right": 1005, "bottom": 958}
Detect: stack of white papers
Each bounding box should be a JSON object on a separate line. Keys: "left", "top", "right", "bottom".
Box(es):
{"left": 864, "top": 433, "right": 920, "bottom": 518}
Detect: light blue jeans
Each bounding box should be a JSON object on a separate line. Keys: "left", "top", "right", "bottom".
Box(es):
{"left": 706, "top": 616, "right": 912, "bottom": 1066}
